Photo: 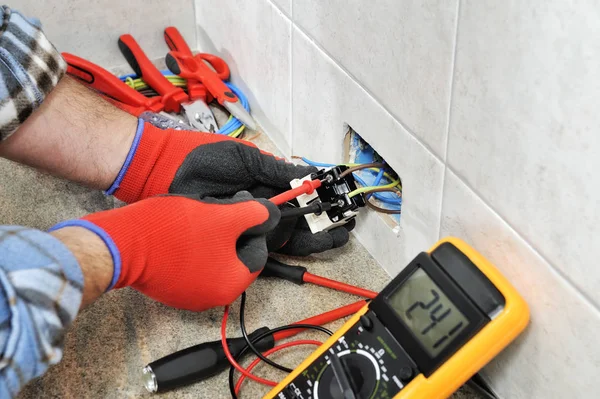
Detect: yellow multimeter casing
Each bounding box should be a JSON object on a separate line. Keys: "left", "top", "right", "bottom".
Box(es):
{"left": 264, "top": 237, "right": 529, "bottom": 399}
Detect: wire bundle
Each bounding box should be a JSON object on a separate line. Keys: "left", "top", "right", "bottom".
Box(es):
{"left": 118, "top": 70, "right": 249, "bottom": 137}
{"left": 222, "top": 292, "right": 333, "bottom": 398}
{"left": 297, "top": 157, "right": 402, "bottom": 215}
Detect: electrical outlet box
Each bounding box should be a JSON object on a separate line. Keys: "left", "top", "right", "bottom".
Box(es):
{"left": 290, "top": 166, "right": 365, "bottom": 234}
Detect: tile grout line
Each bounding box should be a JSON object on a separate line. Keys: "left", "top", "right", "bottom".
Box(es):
{"left": 438, "top": 0, "right": 461, "bottom": 240}
{"left": 192, "top": 0, "right": 199, "bottom": 52}
{"left": 291, "top": 20, "right": 446, "bottom": 165}
{"left": 290, "top": 0, "right": 294, "bottom": 156}
{"left": 265, "top": 0, "right": 294, "bottom": 156}
{"left": 447, "top": 166, "right": 600, "bottom": 316}
{"left": 266, "top": 0, "right": 292, "bottom": 20}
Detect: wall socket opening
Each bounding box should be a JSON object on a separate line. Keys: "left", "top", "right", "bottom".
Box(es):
{"left": 343, "top": 125, "right": 402, "bottom": 229}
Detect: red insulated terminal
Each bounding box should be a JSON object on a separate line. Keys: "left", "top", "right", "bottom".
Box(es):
{"left": 269, "top": 179, "right": 322, "bottom": 206}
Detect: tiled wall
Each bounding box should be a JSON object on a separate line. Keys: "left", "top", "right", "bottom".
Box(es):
{"left": 16, "top": 0, "right": 196, "bottom": 69}
{"left": 195, "top": 0, "right": 600, "bottom": 397}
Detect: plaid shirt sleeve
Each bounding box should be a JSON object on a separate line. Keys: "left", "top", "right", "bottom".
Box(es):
{"left": 0, "top": 5, "right": 66, "bottom": 141}
{"left": 0, "top": 226, "right": 83, "bottom": 398}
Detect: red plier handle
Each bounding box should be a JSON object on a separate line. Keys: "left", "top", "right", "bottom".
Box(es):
{"left": 62, "top": 52, "right": 163, "bottom": 115}
{"left": 118, "top": 34, "right": 188, "bottom": 113}
{"left": 163, "top": 26, "right": 209, "bottom": 102}
{"left": 166, "top": 51, "right": 234, "bottom": 106}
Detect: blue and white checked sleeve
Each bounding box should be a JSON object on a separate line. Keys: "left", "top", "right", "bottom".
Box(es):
{"left": 0, "top": 226, "right": 83, "bottom": 398}
{"left": 0, "top": 5, "right": 66, "bottom": 140}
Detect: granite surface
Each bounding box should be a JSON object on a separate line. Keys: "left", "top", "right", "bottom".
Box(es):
{"left": 4, "top": 109, "right": 480, "bottom": 398}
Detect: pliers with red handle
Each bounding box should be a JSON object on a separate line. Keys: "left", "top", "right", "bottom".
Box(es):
{"left": 63, "top": 53, "right": 191, "bottom": 130}
{"left": 63, "top": 52, "right": 163, "bottom": 116}
{"left": 118, "top": 32, "right": 219, "bottom": 132}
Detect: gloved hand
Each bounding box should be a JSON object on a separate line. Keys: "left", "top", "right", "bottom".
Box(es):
{"left": 107, "top": 120, "right": 313, "bottom": 203}
{"left": 50, "top": 192, "right": 280, "bottom": 311}
{"left": 107, "top": 120, "right": 354, "bottom": 256}
{"left": 268, "top": 212, "right": 356, "bottom": 257}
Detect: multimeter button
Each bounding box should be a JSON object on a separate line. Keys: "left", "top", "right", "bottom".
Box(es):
{"left": 398, "top": 366, "right": 414, "bottom": 381}
{"left": 359, "top": 315, "right": 373, "bottom": 331}
{"left": 285, "top": 386, "right": 299, "bottom": 398}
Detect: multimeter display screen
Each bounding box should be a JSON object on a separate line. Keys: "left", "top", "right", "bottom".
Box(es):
{"left": 388, "top": 268, "right": 469, "bottom": 357}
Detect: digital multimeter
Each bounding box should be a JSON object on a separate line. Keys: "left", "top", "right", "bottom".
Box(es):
{"left": 264, "top": 237, "right": 529, "bottom": 399}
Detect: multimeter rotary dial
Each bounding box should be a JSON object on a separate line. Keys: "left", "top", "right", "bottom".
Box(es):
{"left": 314, "top": 346, "right": 380, "bottom": 399}
{"left": 284, "top": 317, "right": 416, "bottom": 399}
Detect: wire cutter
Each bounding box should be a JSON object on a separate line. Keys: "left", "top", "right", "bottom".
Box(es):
{"left": 165, "top": 50, "right": 257, "bottom": 131}
{"left": 62, "top": 52, "right": 191, "bottom": 130}
{"left": 118, "top": 33, "right": 217, "bottom": 132}
{"left": 163, "top": 27, "right": 222, "bottom": 133}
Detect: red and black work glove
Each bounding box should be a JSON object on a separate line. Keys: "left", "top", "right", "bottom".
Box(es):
{"left": 106, "top": 120, "right": 352, "bottom": 256}
{"left": 50, "top": 192, "right": 279, "bottom": 311}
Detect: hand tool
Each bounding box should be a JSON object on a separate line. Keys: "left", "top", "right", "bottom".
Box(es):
{"left": 63, "top": 53, "right": 192, "bottom": 130}
{"left": 63, "top": 52, "right": 163, "bottom": 116}
{"left": 118, "top": 34, "right": 214, "bottom": 132}
{"left": 265, "top": 237, "right": 529, "bottom": 399}
{"left": 163, "top": 26, "right": 219, "bottom": 132}
{"left": 165, "top": 51, "right": 258, "bottom": 130}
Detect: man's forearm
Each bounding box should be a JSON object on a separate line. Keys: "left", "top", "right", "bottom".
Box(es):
{"left": 50, "top": 226, "right": 114, "bottom": 307}
{"left": 0, "top": 76, "right": 137, "bottom": 190}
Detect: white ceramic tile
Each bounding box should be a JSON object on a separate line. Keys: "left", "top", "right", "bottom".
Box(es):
{"left": 441, "top": 170, "right": 600, "bottom": 398}
{"left": 195, "top": 0, "right": 292, "bottom": 155}
{"left": 293, "top": 28, "right": 444, "bottom": 275}
{"left": 269, "top": 0, "right": 292, "bottom": 17}
{"left": 294, "top": 0, "right": 458, "bottom": 159}
{"left": 16, "top": 0, "right": 195, "bottom": 70}
{"left": 448, "top": 1, "right": 600, "bottom": 306}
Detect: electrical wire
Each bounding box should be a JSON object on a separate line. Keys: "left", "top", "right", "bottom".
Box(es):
{"left": 221, "top": 305, "right": 277, "bottom": 387}
{"left": 366, "top": 199, "right": 402, "bottom": 214}
{"left": 228, "top": 124, "right": 245, "bottom": 138}
{"left": 368, "top": 167, "right": 385, "bottom": 199}
{"left": 303, "top": 274, "right": 378, "bottom": 299}
{"left": 234, "top": 340, "right": 322, "bottom": 395}
{"left": 218, "top": 82, "right": 249, "bottom": 135}
{"left": 272, "top": 300, "right": 366, "bottom": 341}
{"left": 351, "top": 174, "right": 402, "bottom": 205}
{"left": 228, "top": 323, "right": 333, "bottom": 398}
{"left": 359, "top": 187, "right": 402, "bottom": 197}
{"left": 295, "top": 156, "right": 402, "bottom": 201}
{"left": 296, "top": 157, "right": 396, "bottom": 181}
{"left": 296, "top": 157, "right": 335, "bottom": 168}
{"left": 339, "top": 163, "right": 385, "bottom": 178}
{"left": 118, "top": 71, "right": 250, "bottom": 136}
{"left": 348, "top": 179, "right": 400, "bottom": 198}
{"left": 362, "top": 188, "right": 403, "bottom": 214}
{"left": 239, "top": 292, "right": 293, "bottom": 373}
{"left": 124, "top": 75, "right": 186, "bottom": 91}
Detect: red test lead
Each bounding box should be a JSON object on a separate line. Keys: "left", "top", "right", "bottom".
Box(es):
{"left": 269, "top": 179, "right": 322, "bottom": 206}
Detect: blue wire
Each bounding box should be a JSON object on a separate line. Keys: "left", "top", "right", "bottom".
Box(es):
{"left": 300, "top": 157, "right": 335, "bottom": 167}
{"left": 368, "top": 167, "right": 385, "bottom": 200}
{"left": 218, "top": 83, "right": 248, "bottom": 135}
{"left": 301, "top": 157, "right": 401, "bottom": 206}
{"left": 118, "top": 70, "right": 173, "bottom": 81}
{"left": 118, "top": 71, "right": 250, "bottom": 135}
